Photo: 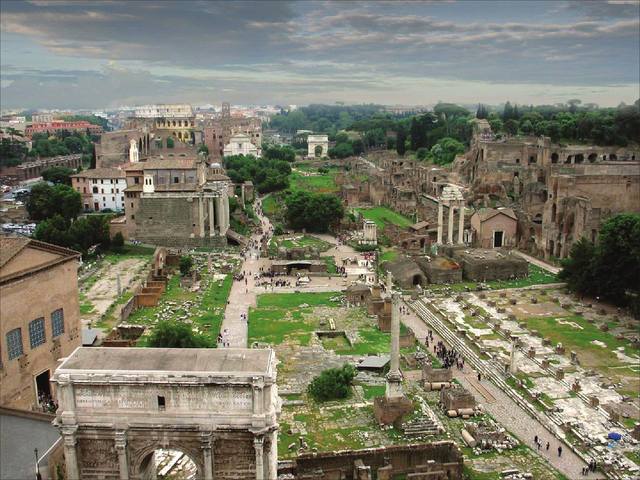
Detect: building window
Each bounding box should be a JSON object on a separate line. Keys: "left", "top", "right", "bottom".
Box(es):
{"left": 173, "top": 177, "right": 179, "bottom": 183}
{"left": 29, "top": 318, "right": 46, "bottom": 349}
{"left": 134, "top": 177, "right": 140, "bottom": 184}
{"left": 6, "top": 328, "right": 23, "bottom": 360}
{"left": 52, "top": 309, "right": 64, "bottom": 337}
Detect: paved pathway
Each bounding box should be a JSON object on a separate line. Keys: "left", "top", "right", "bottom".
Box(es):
{"left": 514, "top": 250, "right": 561, "bottom": 275}
{"left": 400, "top": 299, "right": 603, "bottom": 479}
{"left": 220, "top": 197, "right": 272, "bottom": 348}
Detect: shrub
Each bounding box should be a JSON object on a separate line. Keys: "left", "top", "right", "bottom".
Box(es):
{"left": 179, "top": 255, "right": 193, "bottom": 276}
{"left": 146, "top": 321, "right": 210, "bottom": 348}
{"left": 307, "top": 364, "right": 356, "bottom": 402}
{"left": 112, "top": 232, "right": 125, "bottom": 252}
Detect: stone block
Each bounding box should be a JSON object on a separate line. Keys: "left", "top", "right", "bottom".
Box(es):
{"left": 555, "top": 368, "right": 564, "bottom": 381}
{"left": 373, "top": 395, "right": 413, "bottom": 427}
{"left": 527, "top": 347, "right": 536, "bottom": 358}
{"left": 599, "top": 323, "right": 609, "bottom": 332}
{"left": 572, "top": 380, "right": 581, "bottom": 393}
{"left": 589, "top": 396, "right": 599, "bottom": 408}
{"left": 541, "top": 358, "right": 550, "bottom": 369}
{"left": 509, "top": 298, "right": 517, "bottom": 305}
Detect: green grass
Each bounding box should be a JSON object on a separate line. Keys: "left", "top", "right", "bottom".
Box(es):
{"left": 289, "top": 170, "right": 338, "bottom": 193}
{"left": 79, "top": 292, "right": 95, "bottom": 314}
{"left": 624, "top": 450, "right": 640, "bottom": 466}
{"left": 334, "top": 327, "right": 390, "bottom": 355}
{"left": 379, "top": 249, "right": 399, "bottom": 263}
{"left": 356, "top": 206, "right": 413, "bottom": 229}
{"left": 524, "top": 314, "right": 639, "bottom": 369}
{"left": 361, "top": 384, "right": 386, "bottom": 400}
{"left": 249, "top": 292, "right": 343, "bottom": 345}
{"left": 322, "top": 256, "right": 338, "bottom": 274}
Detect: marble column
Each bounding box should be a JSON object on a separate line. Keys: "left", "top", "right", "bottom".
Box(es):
{"left": 267, "top": 431, "right": 278, "bottom": 480}
{"left": 241, "top": 184, "right": 246, "bottom": 207}
{"left": 216, "top": 196, "right": 224, "bottom": 236}
{"left": 385, "top": 293, "right": 404, "bottom": 399}
{"left": 224, "top": 195, "right": 230, "bottom": 232}
{"left": 436, "top": 201, "right": 443, "bottom": 244}
{"left": 62, "top": 428, "right": 80, "bottom": 480}
{"left": 208, "top": 198, "right": 215, "bottom": 237}
{"left": 201, "top": 434, "right": 214, "bottom": 480}
{"left": 447, "top": 202, "right": 454, "bottom": 244}
{"left": 458, "top": 202, "right": 465, "bottom": 245}
{"left": 254, "top": 435, "right": 264, "bottom": 480}
{"left": 198, "top": 197, "right": 205, "bottom": 238}
{"left": 115, "top": 430, "right": 129, "bottom": 480}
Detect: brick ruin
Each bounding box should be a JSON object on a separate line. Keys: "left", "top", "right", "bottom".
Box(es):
{"left": 280, "top": 441, "right": 464, "bottom": 479}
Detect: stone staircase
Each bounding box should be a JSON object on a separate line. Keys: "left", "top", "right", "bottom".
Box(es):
{"left": 403, "top": 403, "right": 444, "bottom": 437}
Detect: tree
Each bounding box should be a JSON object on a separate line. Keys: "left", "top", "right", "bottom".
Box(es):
{"left": 307, "top": 364, "right": 356, "bottom": 401}
{"left": 179, "top": 255, "right": 193, "bottom": 276}
{"left": 198, "top": 144, "right": 209, "bottom": 155}
{"left": 112, "top": 232, "right": 125, "bottom": 252}
{"left": 166, "top": 137, "right": 175, "bottom": 148}
{"left": 284, "top": 191, "right": 344, "bottom": 233}
{"left": 328, "top": 142, "right": 354, "bottom": 159}
{"left": 558, "top": 238, "right": 597, "bottom": 295}
{"left": 34, "top": 214, "right": 110, "bottom": 254}
{"left": 27, "top": 183, "right": 82, "bottom": 221}
{"left": 429, "top": 137, "right": 465, "bottom": 165}
{"left": 263, "top": 144, "right": 296, "bottom": 162}
{"left": 42, "top": 166, "right": 74, "bottom": 185}
{"left": 476, "top": 104, "right": 489, "bottom": 119}
{"left": 396, "top": 128, "right": 407, "bottom": 156}
{"left": 146, "top": 321, "right": 211, "bottom": 348}
{"left": 504, "top": 119, "right": 519, "bottom": 136}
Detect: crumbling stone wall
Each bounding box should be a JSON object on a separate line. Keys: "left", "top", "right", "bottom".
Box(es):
{"left": 289, "top": 441, "right": 463, "bottom": 480}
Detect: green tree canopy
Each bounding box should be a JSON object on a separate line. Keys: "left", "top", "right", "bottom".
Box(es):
{"left": 179, "top": 255, "right": 194, "bottom": 276}
{"left": 146, "top": 321, "right": 211, "bottom": 348}
{"left": 263, "top": 144, "right": 296, "bottom": 162}
{"left": 224, "top": 154, "right": 291, "bottom": 193}
{"left": 429, "top": 137, "right": 465, "bottom": 165}
{"left": 42, "top": 166, "right": 75, "bottom": 185}
{"left": 27, "top": 183, "right": 82, "bottom": 221}
{"left": 284, "top": 191, "right": 344, "bottom": 233}
{"left": 307, "top": 364, "right": 356, "bottom": 402}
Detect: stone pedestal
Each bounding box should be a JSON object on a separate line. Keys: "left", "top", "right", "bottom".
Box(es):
{"left": 373, "top": 395, "right": 413, "bottom": 427}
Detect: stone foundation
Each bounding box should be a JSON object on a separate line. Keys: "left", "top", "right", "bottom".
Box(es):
{"left": 373, "top": 395, "right": 413, "bottom": 427}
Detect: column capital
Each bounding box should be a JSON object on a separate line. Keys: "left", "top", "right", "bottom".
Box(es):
{"left": 253, "top": 435, "right": 264, "bottom": 448}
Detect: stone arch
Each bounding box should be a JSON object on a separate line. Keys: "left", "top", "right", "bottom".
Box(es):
{"left": 609, "top": 153, "right": 617, "bottom": 161}
{"left": 133, "top": 442, "right": 204, "bottom": 479}
{"left": 412, "top": 274, "right": 423, "bottom": 285}
{"left": 575, "top": 153, "right": 584, "bottom": 163}
{"left": 528, "top": 155, "right": 536, "bottom": 164}
{"left": 565, "top": 155, "right": 572, "bottom": 164}
{"left": 588, "top": 153, "right": 597, "bottom": 162}
{"left": 551, "top": 152, "right": 559, "bottom": 163}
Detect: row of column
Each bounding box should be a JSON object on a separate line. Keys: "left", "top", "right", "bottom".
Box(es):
{"left": 436, "top": 200, "right": 465, "bottom": 245}
{"left": 198, "top": 195, "right": 230, "bottom": 238}
{"left": 62, "top": 428, "right": 277, "bottom": 480}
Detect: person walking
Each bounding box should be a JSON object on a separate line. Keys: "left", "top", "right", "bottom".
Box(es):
{"left": 545, "top": 441, "right": 550, "bottom": 452}
{"left": 557, "top": 445, "right": 562, "bottom": 457}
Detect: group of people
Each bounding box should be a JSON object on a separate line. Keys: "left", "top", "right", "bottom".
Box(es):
{"left": 432, "top": 339, "right": 465, "bottom": 370}
{"left": 38, "top": 393, "right": 58, "bottom": 413}
{"left": 581, "top": 459, "right": 598, "bottom": 476}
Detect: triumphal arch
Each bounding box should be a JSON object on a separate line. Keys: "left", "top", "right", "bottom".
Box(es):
{"left": 52, "top": 347, "right": 279, "bottom": 479}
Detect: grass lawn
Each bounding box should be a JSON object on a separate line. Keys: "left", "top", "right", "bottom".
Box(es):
{"left": 290, "top": 170, "right": 338, "bottom": 193}
{"left": 249, "top": 292, "right": 342, "bottom": 345}
{"left": 379, "top": 249, "right": 399, "bottom": 263}
{"left": 103, "top": 244, "right": 156, "bottom": 263}
{"left": 79, "top": 292, "right": 95, "bottom": 315}
{"left": 356, "top": 206, "right": 413, "bottom": 229}
{"left": 524, "top": 314, "right": 639, "bottom": 370}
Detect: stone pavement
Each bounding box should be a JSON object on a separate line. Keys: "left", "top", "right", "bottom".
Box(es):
{"left": 400, "top": 299, "right": 603, "bottom": 479}
{"left": 220, "top": 197, "right": 272, "bottom": 348}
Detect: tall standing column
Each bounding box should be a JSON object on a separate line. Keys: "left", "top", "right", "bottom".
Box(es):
{"left": 385, "top": 292, "right": 404, "bottom": 399}
{"left": 198, "top": 197, "right": 205, "bottom": 237}
{"left": 208, "top": 198, "right": 215, "bottom": 237}
{"left": 458, "top": 202, "right": 465, "bottom": 244}
{"left": 223, "top": 195, "right": 230, "bottom": 234}
{"left": 447, "top": 202, "right": 454, "bottom": 244}
{"left": 62, "top": 428, "right": 80, "bottom": 480}
{"left": 216, "top": 196, "right": 224, "bottom": 236}
{"left": 437, "top": 201, "right": 443, "bottom": 244}
{"left": 266, "top": 430, "right": 278, "bottom": 480}
{"left": 200, "top": 434, "right": 214, "bottom": 480}
{"left": 254, "top": 435, "right": 264, "bottom": 480}
{"left": 115, "top": 430, "right": 129, "bottom": 480}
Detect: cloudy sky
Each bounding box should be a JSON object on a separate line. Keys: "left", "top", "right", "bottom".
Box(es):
{"left": 1, "top": 0, "right": 639, "bottom": 109}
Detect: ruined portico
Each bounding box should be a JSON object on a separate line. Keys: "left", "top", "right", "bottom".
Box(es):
{"left": 436, "top": 185, "right": 466, "bottom": 245}
{"left": 52, "top": 347, "right": 279, "bottom": 480}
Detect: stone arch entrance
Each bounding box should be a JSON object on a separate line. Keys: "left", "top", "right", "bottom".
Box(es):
{"left": 136, "top": 445, "right": 201, "bottom": 479}
{"left": 52, "top": 347, "right": 279, "bottom": 480}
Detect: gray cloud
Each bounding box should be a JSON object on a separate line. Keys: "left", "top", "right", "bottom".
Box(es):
{"left": 0, "top": 0, "right": 638, "bottom": 108}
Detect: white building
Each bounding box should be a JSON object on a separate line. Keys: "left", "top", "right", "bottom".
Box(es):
{"left": 134, "top": 104, "right": 193, "bottom": 118}
{"left": 307, "top": 134, "right": 329, "bottom": 158}
{"left": 223, "top": 133, "right": 261, "bottom": 157}
{"left": 70, "top": 168, "right": 127, "bottom": 212}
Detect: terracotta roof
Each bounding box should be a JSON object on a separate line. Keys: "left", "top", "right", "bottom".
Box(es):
{"left": 124, "top": 184, "right": 143, "bottom": 192}
{"left": 123, "top": 163, "right": 145, "bottom": 171}
{"left": 207, "top": 173, "right": 230, "bottom": 181}
{"left": 0, "top": 235, "right": 30, "bottom": 268}
{"left": 474, "top": 208, "right": 517, "bottom": 222}
{"left": 70, "top": 168, "right": 125, "bottom": 179}
{"left": 140, "top": 158, "right": 196, "bottom": 170}
{"left": 0, "top": 235, "right": 80, "bottom": 282}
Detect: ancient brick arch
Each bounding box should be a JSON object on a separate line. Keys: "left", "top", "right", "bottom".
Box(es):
{"left": 52, "top": 347, "right": 279, "bottom": 480}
